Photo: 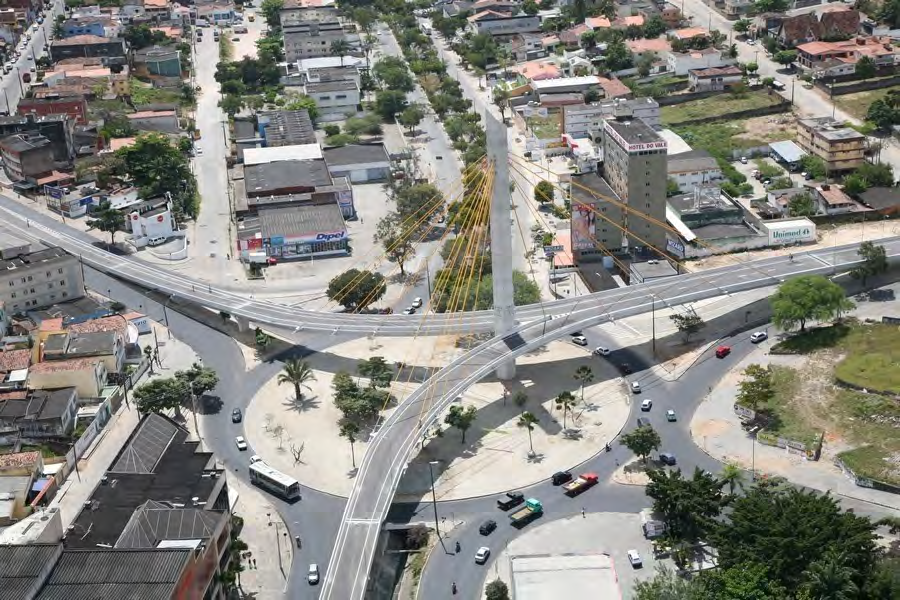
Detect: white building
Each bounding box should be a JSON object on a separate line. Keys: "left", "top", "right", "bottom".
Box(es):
{"left": 126, "top": 203, "right": 177, "bottom": 245}
{"left": 762, "top": 218, "right": 817, "bottom": 246}
{"left": 303, "top": 79, "right": 360, "bottom": 120}
{"left": 666, "top": 48, "right": 735, "bottom": 77}
{"left": 563, "top": 98, "right": 660, "bottom": 139}
{"left": 0, "top": 236, "right": 85, "bottom": 313}
{"left": 667, "top": 150, "right": 723, "bottom": 193}
{"left": 688, "top": 65, "right": 744, "bottom": 92}
{"left": 467, "top": 12, "right": 541, "bottom": 36}
{"left": 322, "top": 144, "right": 392, "bottom": 183}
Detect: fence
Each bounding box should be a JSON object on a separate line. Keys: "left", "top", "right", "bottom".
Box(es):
{"left": 756, "top": 429, "right": 823, "bottom": 461}
{"left": 815, "top": 75, "right": 900, "bottom": 97}
{"left": 656, "top": 90, "right": 718, "bottom": 106}
{"left": 669, "top": 101, "right": 791, "bottom": 127}
{"left": 834, "top": 456, "right": 900, "bottom": 495}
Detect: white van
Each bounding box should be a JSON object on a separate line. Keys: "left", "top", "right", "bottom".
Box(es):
{"left": 147, "top": 236, "right": 167, "bottom": 246}
{"left": 234, "top": 25, "right": 248, "bottom": 33}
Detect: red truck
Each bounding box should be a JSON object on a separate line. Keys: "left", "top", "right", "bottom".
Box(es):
{"left": 562, "top": 473, "right": 598, "bottom": 496}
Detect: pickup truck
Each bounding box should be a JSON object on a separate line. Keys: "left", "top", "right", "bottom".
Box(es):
{"left": 562, "top": 473, "right": 598, "bottom": 496}
{"left": 509, "top": 498, "right": 543, "bottom": 526}
{"left": 496, "top": 491, "right": 524, "bottom": 510}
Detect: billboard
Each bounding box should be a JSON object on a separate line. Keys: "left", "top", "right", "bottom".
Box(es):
{"left": 764, "top": 219, "right": 816, "bottom": 246}
{"left": 571, "top": 204, "right": 596, "bottom": 251}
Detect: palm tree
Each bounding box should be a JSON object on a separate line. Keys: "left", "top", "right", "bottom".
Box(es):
{"left": 803, "top": 550, "right": 859, "bottom": 600}
{"left": 339, "top": 421, "right": 360, "bottom": 468}
{"left": 512, "top": 390, "right": 528, "bottom": 412}
{"left": 330, "top": 39, "right": 352, "bottom": 67}
{"left": 555, "top": 391, "right": 577, "bottom": 430}
{"left": 517, "top": 411, "right": 539, "bottom": 456}
{"left": 277, "top": 359, "right": 316, "bottom": 401}
{"left": 573, "top": 366, "right": 594, "bottom": 403}
{"left": 720, "top": 462, "right": 745, "bottom": 495}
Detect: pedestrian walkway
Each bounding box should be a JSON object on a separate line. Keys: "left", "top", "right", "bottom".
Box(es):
{"left": 49, "top": 322, "right": 201, "bottom": 528}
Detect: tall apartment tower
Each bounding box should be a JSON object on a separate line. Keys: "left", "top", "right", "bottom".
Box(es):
{"left": 600, "top": 118, "right": 668, "bottom": 255}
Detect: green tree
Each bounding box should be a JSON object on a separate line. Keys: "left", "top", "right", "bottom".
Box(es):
{"left": 485, "top": 578, "right": 511, "bottom": 600}
{"left": 855, "top": 55, "right": 876, "bottom": 79}
{"left": 123, "top": 23, "right": 166, "bottom": 49}
{"left": 115, "top": 133, "right": 197, "bottom": 218}
{"left": 699, "top": 562, "right": 789, "bottom": 599}
{"left": 856, "top": 161, "right": 895, "bottom": 187}
{"left": 646, "top": 468, "right": 724, "bottom": 544}
{"left": 745, "top": 61, "right": 759, "bottom": 74}
{"left": 802, "top": 550, "right": 859, "bottom": 600}
{"left": 277, "top": 359, "right": 316, "bottom": 401}
{"left": 534, "top": 180, "right": 554, "bottom": 204}
{"left": 643, "top": 14, "right": 667, "bottom": 38}
{"left": 398, "top": 103, "right": 425, "bottom": 133}
{"left": 787, "top": 191, "right": 816, "bottom": 217}
{"left": 771, "top": 275, "right": 854, "bottom": 332}
{"left": 850, "top": 240, "right": 888, "bottom": 286}
{"left": 284, "top": 94, "right": 319, "bottom": 120}
{"left": 712, "top": 486, "right": 878, "bottom": 593}
{"left": 719, "top": 462, "right": 745, "bottom": 496}
{"left": 580, "top": 30, "right": 597, "bottom": 49}
{"left": 604, "top": 39, "right": 633, "bottom": 71}
{"left": 87, "top": 201, "right": 126, "bottom": 247}
{"left": 327, "top": 269, "right": 387, "bottom": 310}
{"left": 754, "top": 0, "right": 789, "bottom": 12}
{"left": 517, "top": 411, "right": 539, "bottom": 455}
{"left": 395, "top": 183, "right": 443, "bottom": 220}
{"left": 339, "top": 420, "right": 360, "bottom": 468}
{"left": 773, "top": 50, "right": 797, "bottom": 67}
{"left": 375, "top": 89, "right": 408, "bottom": 120}
{"left": 256, "top": 34, "right": 285, "bottom": 62}
{"left": 522, "top": 0, "right": 539, "bottom": 14}
{"left": 633, "top": 566, "right": 696, "bottom": 599}
{"left": 865, "top": 98, "right": 898, "bottom": 130}
{"left": 357, "top": 356, "right": 393, "bottom": 388}
{"left": 175, "top": 362, "right": 219, "bottom": 406}
{"left": 372, "top": 56, "right": 414, "bottom": 92}
{"left": 219, "top": 94, "right": 245, "bottom": 118}
{"left": 670, "top": 312, "right": 705, "bottom": 343}
{"left": 512, "top": 390, "right": 528, "bottom": 412}
{"left": 843, "top": 174, "right": 868, "bottom": 196}
{"left": 799, "top": 155, "right": 826, "bottom": 180}
{"left": 737, "top": 364, "right": 774, "bottom": 412}
{"left": 666, "top": 178, "right": 681, "bottom": 197}
{"left": 573, "top": 366, "right": 594, "bottom": 403}
{"left": 733, "top": 18, "right": 752, "bottom": 33}
{"left": 445, "top": 404, "right": 478, "bottom": 443}
{"left": 619, "top": 424, "right": 661, "bottom": 462}
{"left": 332, "top": 371, "right": 387, "bottom": 423}
{"left": 492, "top": 86, "right": 510, "bottom": 120}
{"left": 143, "top": 345, "right": 155, "bottom": 375}
{"left": 133, "top": 377, "right": 190, "bottom": 414}
{"left": 259, "top": 0, "right": 284, "bottom": 29}
{"left": 554, "top": 390, "right": 578, "bottom": 429}
{"left": 374, "top": 214, "right": 416, "bottom": 276}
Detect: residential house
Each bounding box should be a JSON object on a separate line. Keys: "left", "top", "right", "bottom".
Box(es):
{"left": 280, "top": 0, "right": 338, "bottom": 25}
{"left": 49, "top": 35, "right": 127, "bottom": 64}
{"left": 667, "top": 149, "right": 723, "bottom": 193}
{"left": 126, "top": 109, "right": 179, "bottom": 133}
{"left": 597, "top": 77, "right": 631, "bottom": 99}
{"left": 797, "top": 117, "right": 866, "bottom": 172}
{"left": 62, "top": 16, "right": 120, "bottom": 38}
{"left": 0, "top": 134, "right": 54, "bottom": 183}
{"left": 777, "top": 7, "right": 860, "bottom": 48}
{"left": 796, "top": 36, "right": 899, "bottom": 78}
{"left": 670, "top": 27, "right": 709, "bottom": 42}
{"left": 0, "top": 387, "right": 79, "bottom": 437}
{"left": 515, "top": 59, "right": 561, "bottom": 81}
{"left": 859, "top": 187, "right": 900, "bottom": 216}
{"left": 688, "top": 65, "right": 743, "bottom": 91}
{"left": 296, "top": 59, "right": 362, "bottom": 87}
{"left": 41, "top": 330, "right": 125, "bottom": 376}
{"left": 532, "top": 76, "right": 602, "bottom": 97}
{"left": 809, "top": 183, "right": 862, "bottom": 214}
{"left": 0, "top": 451, "right": 42, "bottom": 525}
{"left": 625, "top": 37, "right": 672, "bottom": 57}
{"left": 150, "top": 25, "right": 183, "bottom": 41}
{"left": 0, "top": 243, "right": 84, "bottom": 314}
{"left": 110, "top": 73, "right": 130, "bottom": 96}
{"left": 303, "top": 79, "right": 360, "bottom": 120}
{"left": 133, "top": 45, "right": 181, "bottom": 77}
{"left": 666, "top": 47, "right": 735, "bottom": 76}
{"left": 0, "top": 114, "right": 77, "bottom": 163}
{"left": 34, "top": 81, "right": 95, "bottom": 101}
{"left": 28, "top": 357, "right": 107, "bottom": 398}
{"left": 0, "top": 9, "right": 18, "bottom": 46}
{"left": 766, "top": 187, "right": 810, "bottom": 216}
{"left": 195, "top": 0, "right": 235, "bottom": 24}
{"left": 143, "top": 0, "right": 171, "bottom": 20}
{"left": 558, "top": 23, "right": 590, "bottom": 49}
{"left": 467, "top": 12, "right": 541, "bottom": 36}
{"left": 120, "top": 0, "right": 146, "bottom": 21}
{"left": 502, "top": 33, "right": 545, "bottom": 61}
{"left": 43, "top": 64, "right": 113, "bottom": 87}
{"left": 17, "top": 95, "right": 89, "bottom": 125}
{"left": 282, "top": 20, "right": 354, "bottom": 62}
{"left": 470, "top": 0, "right": 517, "bottom": 13}
{"left": 723, "top": 0, "right": 753, "bottom": 18}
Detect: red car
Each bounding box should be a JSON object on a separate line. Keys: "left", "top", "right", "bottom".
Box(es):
{"left": 715, "top": 345, "right": 731, "bottom": 359}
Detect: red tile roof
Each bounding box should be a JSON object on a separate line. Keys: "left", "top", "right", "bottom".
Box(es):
{"left": 67, "top": 315, "right": 128, "bottom": 337}
{"left": 0, "top": 451, "right": 40, "bottom": 470}
{"left": 597, "top": 77, "right": 631, "bottom": 98}
{"left": 0, "top": 349, "right": 31, "bottom": 373}
{"left": 29, "top": 357, "right": 101, "bottom": 374}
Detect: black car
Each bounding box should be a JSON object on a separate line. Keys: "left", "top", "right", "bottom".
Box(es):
{"left": 659, "top": 452, "right": 677, "bottom": 466}
{"left": 551, "top": 471, "right": 573, "bottom": 486}
{"left": 479, "top": 519, "right": 497, "bottom": 535}
{"left": 497, "top": 491, "right": 524, "bottom": 510}
{"left": 619, "top": 363, "right": 633, "bottom": 375}
{"left": 231, "top": 408, "right": 242, "bottom": 423}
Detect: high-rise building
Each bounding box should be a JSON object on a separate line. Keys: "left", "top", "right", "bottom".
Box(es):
{"left": 600, "top": 118, "right": 668, "bottom": 254}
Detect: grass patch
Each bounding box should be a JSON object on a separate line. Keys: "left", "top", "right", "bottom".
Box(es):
{"left": 770, "top": 322, "right": 852, "bottom": 355}
{"left": 661, "top": 90, "right": 782, "bottom": 125}
{"left": 526, "top": 113, "right": 561, "bottom": 140}
{"left": 129, "top": 79, "right": 181, "bottom": 106}
{"left": 832, "top": 388, "right": 900, "bottom": 485}
{"left": 834, "top": 323, "right": 900, "bottom": 394}
{"left": 833, "top": 88, "right": 890, "bottom": 121}
{"left": 758, "top": 365, "right": 820, "bottom": 446}
{"left": 838, "top": 445, "right": 900, "bottom": 487}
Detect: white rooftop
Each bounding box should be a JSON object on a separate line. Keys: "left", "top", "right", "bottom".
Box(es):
{"left": 531, "top": 76, "right": 600, "bottom": 90}
{"left": 511, "top": 553, "right": 620, "bottom": 600}
{"left": 297, "top": 56, "right": 365, "bottom": 71}
{"left": 7, "top": 368, "right": 27, "bottom": 383}
{"left": 157, "top": 539, "right": 203, "bottom": 550}
{"left": 657, "top": 129, "right": 693, "bottom": 155}
{"left": 243, "top": 144, "right": 323, "bottom": 166}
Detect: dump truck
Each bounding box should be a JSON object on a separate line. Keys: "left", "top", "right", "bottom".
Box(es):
{"left": 496, "top": 491, "right": 524, "bottom": 511}
{"left": 562, "top": 473, "right": 598, "bottom": 496}
{"left": 509, "top": 498, "right": 543, "bottom": 526}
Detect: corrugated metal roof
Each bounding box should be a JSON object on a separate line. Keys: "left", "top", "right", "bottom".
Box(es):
{"left": 0, "top": 544, "right": 62, "bottom": 600}
{"left": 43, "top": 549, "right": 190, "bottom": 586}
{"left": 110, "top": 413, "right": 178, "bottom": 474}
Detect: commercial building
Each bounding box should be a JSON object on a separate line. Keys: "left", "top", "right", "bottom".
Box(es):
{"left": 253, "top": 110, "right": 317, "bottom": 147}
{"left": 125, "top": 201, "right": 178, "bottom": 246}
{"left": 303, "top": 79, "right": 360, "bottom": 120}
{"left": 282, "top": 20, "right": 353, "bottom": 62}
{"left": 666, "top": 48, "right": 736, "bottom": 77}
{"left": 763, "top": 218, "right": 817, "bottom": 246}
{"left": 236, "top": 203, "right": 350, "bottom": 262}
{"left": 0, "top": 238, "right": 84, "bottom": 314}
{"left": 323, "top": 143, "right": 391, "bottom": 183}
{"left": 133, "top": 45, "right": 182, "bottom": 77}
{"left": 667, "top": 149, "right": 722, "bottom": 193}
{"left": 600, "top": 118, "right": 668, "bottom": 254}
{"left": 0, "top": 134, "right": 55, "bottom": 183}
{"left": 797, "top": 117, "right": 866, "bottom": 172}
{"left": 49, "top": 35, "right": 127, "bottom": 63}
{"left": 666, "top": 188, "right": 766, "bottom": 258}
{"left": 562, "top": 97, "right": 660, "bottom": 139}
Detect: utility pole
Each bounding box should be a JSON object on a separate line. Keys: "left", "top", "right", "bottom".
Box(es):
{"left": 486, "top": 113, "right": 516, "bottom": 380}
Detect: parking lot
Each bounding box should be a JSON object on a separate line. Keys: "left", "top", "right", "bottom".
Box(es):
{"left": 489, "top": 511, "right": 670, "bottom": 599}
{"left": 732, "top": 156, "right": 808, "bottom": 200}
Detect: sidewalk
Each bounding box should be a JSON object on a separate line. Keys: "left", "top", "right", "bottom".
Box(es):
{"left": 49, "top": 322, "right": 201, "bottom": 527}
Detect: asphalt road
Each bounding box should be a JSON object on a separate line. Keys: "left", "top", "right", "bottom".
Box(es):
{"left": 2, "top": 0, "right": 61, "bottom": 113}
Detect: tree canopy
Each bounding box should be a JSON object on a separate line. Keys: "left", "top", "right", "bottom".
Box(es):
{"left": 133, "top": 377, "right": 190, "bottom": 414}
{"left": 327, "top": 269, "right": 387, "bottom": 310}
{"left": 850, "top": 241, "right": 888, "bottom": 286}
{"left": 619, "top": 425, "right": 661, "bottom": 462}
{"left": 770, "top": 275, "right": 854, "bottom": 332}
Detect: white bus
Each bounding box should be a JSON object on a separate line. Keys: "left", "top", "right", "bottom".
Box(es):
{"left": 249, "top": 461, "right": 301, "bottom": 501}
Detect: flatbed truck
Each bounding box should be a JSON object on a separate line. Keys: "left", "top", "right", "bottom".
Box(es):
{"left": 509, "top": 498, "right": 543, "bottom": 526}
{"left": 562, "top": 473, "right": 598, "bottom": 496}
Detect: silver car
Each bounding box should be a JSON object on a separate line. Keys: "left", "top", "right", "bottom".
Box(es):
{"left": 750, "top": 331, "right": 768, "bottom": 343}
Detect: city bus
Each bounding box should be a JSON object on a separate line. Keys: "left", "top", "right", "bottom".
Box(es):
{"left": 249, "top": 461, "right": 301, "bottom": 501}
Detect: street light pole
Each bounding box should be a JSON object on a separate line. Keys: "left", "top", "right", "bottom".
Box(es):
{"left": 650, "top": 295, "right": 656, "bottom": 358}
{"left": 428, "top": 460, "right": 440, "bottom": 537}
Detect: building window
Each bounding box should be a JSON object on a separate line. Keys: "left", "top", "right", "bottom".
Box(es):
{"left": 27, "top": 276, "right": 32, "bottom": 281}
{"left": 62, "top": 292, "right": 68, "bottom": 298}
{"left": 10, "top": 293, "right": 15, "bottom": 298}
{"left": 60, "top": 280, "right": 65, "bottom": 285}
{"left": 7, "top": 281, "right": 11, "bottom": 287}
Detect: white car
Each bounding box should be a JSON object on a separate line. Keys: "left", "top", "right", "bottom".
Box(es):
{"left": 195, "top": 146, "right": 203, "bottom": 155}
{"left": 627, "top": 549, "right": 643, "bottom": 568}
{"left": 747, "top": 38, "right": 756, "bottom": 45}
{"left": 307, "top": 564, "right": 319, "bottom": 584}
{"left": 475, "top": 546, "right": 491, "bottom": 564}
{"left": 750, "top": 331, "right": 768, "bottom": 344}
{"left": 402, "top": 307, "right": 416, "bottom": 315}
{"left": 631, "top": 382, "right": 641, "bottom": 394}
{"left": 571, "top": 335, "right": 588, "bottom": 346}
{"left": 412, "top": 297, "right": 423, "bottom": 308}
{"left": 249, "top": 454, "right": 262, "bottom": 463}
{"left": 593, "top": 346, "right": 610, "bottom": 356}
{"left": 235, "top": 436, "right": 247, "bottom": 451}
{"left": 641, "top": 398, "right": 652, "bottom": 411}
